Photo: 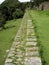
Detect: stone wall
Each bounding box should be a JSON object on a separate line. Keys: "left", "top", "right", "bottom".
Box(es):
{"left": 39, "top": 1, "right": 49, "bottom": 10}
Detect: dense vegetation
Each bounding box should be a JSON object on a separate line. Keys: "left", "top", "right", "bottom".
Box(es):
{"left": 29, "top": 10, "right": 49, "bottom": 65}
{"left": 0, "top": 0, "right": 25, "bottom": 29}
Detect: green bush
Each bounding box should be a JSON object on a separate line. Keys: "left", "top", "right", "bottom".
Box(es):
{"left": 12, "top": 9, "right": 24, "bottom": 19}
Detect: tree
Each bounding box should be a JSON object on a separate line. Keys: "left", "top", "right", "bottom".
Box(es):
{"left": 12, "top": 9, "right": 24, "bottom": 19}
{"left": 1, "top": 6, "right": 10, "bottom": 20}
{"left": 0, "top": 0, "right": 25, "bottom": 20}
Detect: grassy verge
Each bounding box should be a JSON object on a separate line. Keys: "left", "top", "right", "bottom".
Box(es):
{"left": 0, "top": 19, "right": 22, "bottom": 65}
{"left": 29, "top": 10, "right": 49, "bottom": 65}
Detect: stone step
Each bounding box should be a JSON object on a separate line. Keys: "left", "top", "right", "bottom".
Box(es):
{"left": 27, "top": 35, "right": 36, "bottom": 39}
{"left": 26, "top": 47, "right": 38, "bottom": 51}
{"left": 26, "top": 42, "right": 37, "bottom": 46}
{"left": 27, "top": 32, "right": 35, "bottom": 36}
{"left": 27, "top": 36, "right": 36, "bottom": 39}
{"left": 25, "top": 51, "right": 39, "bottom": 57}
{"left": 27, "top": 29, "right": 35, "bottom": 34}
{"left": 27, "top": 33, "right": 35, "bottom": 36}
{"left": 25, "top": 57, "right": 42, "bottom": 65}
{"left": 27, "top": 38, "right": 37, "bottom": 42}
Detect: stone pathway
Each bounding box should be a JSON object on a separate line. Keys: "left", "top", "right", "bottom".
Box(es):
{"left": 4, "top": 13, "right": 42, "bottom": 65}
{"left": 25, "top": 20, "right": 42, "bottom": 65}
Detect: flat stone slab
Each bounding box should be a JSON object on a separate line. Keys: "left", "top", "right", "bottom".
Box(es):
{"left": 26, "top": 47, "right": 38, "bottom": 51}
{"left": 27, "top": 38, "right": 37, "bottom": 42}
{"left": 26, "top": 51, "right": 39, "bottom": 57}
{"left": 27, "top": 33, "right": 35, "bottom": 36}
{"left": 5, "top": 58, "right": 13, "bottom": 63}
{"left": 25, "top": 57, "right": 42, "bottom": 65}
{"left": 15, "top": 55, "right": 23, "bottom": 58}
{"left": 5, "top": 63, "right": 14, "bottom": 65}
{"left": 27, "top": 36, "right": 36, "bottom": 39}
{"left": 27, "top": 20, "right": 32, "bottom": 25}
{"left": 27, "top": 29, "right": 35, "bottom": 35}
{"left": 26, "top": 42, "right": 37, "bottom": 46}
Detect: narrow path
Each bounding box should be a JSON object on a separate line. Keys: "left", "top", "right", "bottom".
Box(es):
{"left": 5, "top": 12, "right": 42, "bottom": 65}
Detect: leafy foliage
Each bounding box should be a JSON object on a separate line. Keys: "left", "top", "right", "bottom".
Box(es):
{"left": 0, "top": 0, "right": 26, "bottom": 28}
{"left": 13, "top": 9, "right": 24, "bottom": 19}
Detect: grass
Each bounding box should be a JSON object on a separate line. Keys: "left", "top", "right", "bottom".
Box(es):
{"left": 0, "top": 19, "right": 22, "bottom": 65}
{"left": 29, "top": 10, "right": 49, "bottom": 65}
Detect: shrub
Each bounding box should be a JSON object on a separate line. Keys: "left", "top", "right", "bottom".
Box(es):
{"left": 12, "top": 9, "right": 24, "bottom": 19}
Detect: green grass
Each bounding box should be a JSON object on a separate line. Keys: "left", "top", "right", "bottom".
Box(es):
{"left": 29, "top": 10, "right": 49, "bottom": 65}
{"left": 0, "top": 19, "right": 22, "bottom": 65}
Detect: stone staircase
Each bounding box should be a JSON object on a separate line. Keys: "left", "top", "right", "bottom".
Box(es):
{"left": 4, "top": 13, "right": 42, "bottom": 65}
{"left": 25, "top": 20, "right": 42, "bottom": 65}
